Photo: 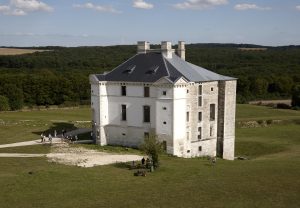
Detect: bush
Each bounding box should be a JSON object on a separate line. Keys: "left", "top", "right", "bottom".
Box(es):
{"left": 0, "top": 95, "right": 10, "bottom": 111}
{"left": 266, "top": 120, "right": 273, "bottom": 125}
{"left": 140, "top": 135, "right": 163, "bottom": 169}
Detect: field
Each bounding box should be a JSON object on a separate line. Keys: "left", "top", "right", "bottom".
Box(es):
{"left": 0, "top": 48, "right": 47, "bottom": 55}
{"left": 0, "top": 105, "right": 299, "bottom": 208}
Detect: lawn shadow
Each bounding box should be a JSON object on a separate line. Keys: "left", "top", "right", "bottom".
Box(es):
{"left": 32, "top": 122, "right": 78, "bottom": 136}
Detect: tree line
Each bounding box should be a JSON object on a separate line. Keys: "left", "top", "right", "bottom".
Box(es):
{"left": 0, "top": 44, "right": 300, "bottom": 110}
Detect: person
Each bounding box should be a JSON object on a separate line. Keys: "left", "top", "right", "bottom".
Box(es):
{"left": 146, "top": 157, "right": 150, "bottom": 168}
{"left": 141, "top": 157, "right": 145, "bottom": 166}
{"left": 211, "top": 157, "right": 217, "bottom": 165}
{"left": 48, "top": 133, "right": 52, "bottom": 144}
{"left": 54, "top": 130, "right": 57, "bottom": 138}
{"left": 75, "top": 135, "right": 78, "bottom": 141}
{"left": 40, "top": 133, "right": 44, "bottom": 143}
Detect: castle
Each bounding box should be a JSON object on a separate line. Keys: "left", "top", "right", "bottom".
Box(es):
{"left": 90, "top": 41, "right": 237, "bottom": 160}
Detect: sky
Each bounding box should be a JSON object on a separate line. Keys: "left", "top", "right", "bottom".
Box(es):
{"left": 0, "top": 0, "right": 300, "bottom": 47}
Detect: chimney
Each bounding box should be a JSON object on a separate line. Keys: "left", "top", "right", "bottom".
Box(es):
{"left": 161, "top": 41, "right": 173, "bottom": 58}
{"left": 177, "top": 41, "right": 185, "bottom": 60}
{"left": 137, "top": 41, "right": 150, "bottom": 54}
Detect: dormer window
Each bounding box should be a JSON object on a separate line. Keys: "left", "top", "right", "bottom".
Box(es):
{"left": 145, "top": 66, "right": 159, "bottom": 74}
{"left": 122, "top": 65, "right": 136, "bottom": 74}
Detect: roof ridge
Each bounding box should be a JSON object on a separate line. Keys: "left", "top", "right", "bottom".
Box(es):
{"left": 161, "top": 53, "right": 170, "bottom": 78}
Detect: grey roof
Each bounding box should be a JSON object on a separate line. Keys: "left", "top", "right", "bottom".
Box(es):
{"left": 95, "top": 52, "right": 235, "bottom": 83}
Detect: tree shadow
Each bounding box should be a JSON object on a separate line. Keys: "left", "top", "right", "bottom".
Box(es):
{"left": 32, "top": 122, "right": 78, "bottom": 136}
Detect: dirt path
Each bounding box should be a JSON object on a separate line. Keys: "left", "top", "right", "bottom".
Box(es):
{"left": 0, "top": 153, "right": 45, "bottom": 157}
{"left": 0, "top": 143, "right": 143, "bottom": 167}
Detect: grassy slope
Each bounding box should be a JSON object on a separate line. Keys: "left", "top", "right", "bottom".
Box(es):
{"left": 0, "top": 105, "right": 299, "bottom": 208}
{"left": 236, "top": 104, "right": 300, "bottom": 121}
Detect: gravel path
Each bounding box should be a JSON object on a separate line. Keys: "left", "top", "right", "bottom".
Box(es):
{"left": 0, "top": 142, "right": 143, "bottom": 168}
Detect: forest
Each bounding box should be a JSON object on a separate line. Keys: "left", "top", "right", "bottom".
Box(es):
{"left": 0, "top": 44, "right": 300, "bottom": 110}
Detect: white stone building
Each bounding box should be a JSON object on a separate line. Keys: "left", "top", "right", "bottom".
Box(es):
{"left": 90, "top": 41, "right": 237, "bottom": 160}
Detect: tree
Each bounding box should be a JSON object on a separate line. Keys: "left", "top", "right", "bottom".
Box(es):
{"left": 291, "top": 85, "right": 300, "bottom": 108}
{"left": 1, "top": 84, "right": 24, "bottom": 110}
{"left": 140, "top": 135, "right": 163, "bottom": 169}
{"left": 0, "top": 95, "right": 10, "bottom": 111}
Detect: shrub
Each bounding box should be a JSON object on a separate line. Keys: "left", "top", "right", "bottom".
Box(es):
{"left": 266, "top": 120, "right": 273, "bottom": 125}
{"left": 0, "top": 95, "right": 10, "bottom": 111}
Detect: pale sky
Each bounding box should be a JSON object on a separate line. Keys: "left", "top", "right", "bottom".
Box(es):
{"left": 0, "top": 0, "right": 300, "bottom": 46}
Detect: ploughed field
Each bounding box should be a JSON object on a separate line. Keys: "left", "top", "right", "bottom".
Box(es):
{"left": 0, "top": 105, "right": 299, "bottom": 208}
{"left": 0, "top": 48, "right": 48, "bottom": 55}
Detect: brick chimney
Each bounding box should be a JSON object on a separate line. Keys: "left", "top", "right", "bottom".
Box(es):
{"left": 161, "top": 41, "right": 173, "bottom": 58}
{"left": 177, "top": 41, "right": 185, "bottom": 60}
{"left": 137, "top": 41, "right": 150, "bottom": 54}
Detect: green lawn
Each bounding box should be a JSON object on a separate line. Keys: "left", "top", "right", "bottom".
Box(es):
{"left": 0, "top": 105, "right": 300, "bottom": 208}
{"left": 236, "top": 104, "right": 300, "bottom": 121}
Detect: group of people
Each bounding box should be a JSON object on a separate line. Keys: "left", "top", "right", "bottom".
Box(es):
{"left": 40, "top": 133, "right": 53, "bottom": 143}
{"left": 40, "top": 129, "right": 79, "bottom": 144}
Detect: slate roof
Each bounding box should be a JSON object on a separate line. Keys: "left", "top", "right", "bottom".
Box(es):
{"left": 95, "top": 52, "right": 235, "bottom": 83}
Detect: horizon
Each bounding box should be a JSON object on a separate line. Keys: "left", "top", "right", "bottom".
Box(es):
{"left": 1, "top": 0, "right": 300, "bottom": 47}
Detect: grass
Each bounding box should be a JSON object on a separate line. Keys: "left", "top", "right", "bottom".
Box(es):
{"left": 236, "top": 104, "right": 300, "bottom": 121}
{"left": 0, "top": 105, "right": 300, "bottom": 207}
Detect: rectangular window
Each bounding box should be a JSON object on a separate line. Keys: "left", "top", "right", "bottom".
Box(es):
{"left": 162, "top": 141, "right": 167, "bottom": 151}
{"left": 121, "top": 86, "right": 126, "bottom": 96}
{"left": 162, "top": 91, "right": 167, "bottom": 96}
{"left": 186, "top": 112, "right": 189, "bottom": 122}
{"left": 198, "top": 96, "right": 202, "bottom": 107}
{"left": 144, "top": 87, "right": 149, "bottom": 97}
{"left": 143, "top": 106, "right": 150, "bottom": 123}
{"left": 210, "top": 126, "right": 213, "bottom": 137}
{"left": 144, "top": 132, "right": 149, "bottom": 138}
{"left": 121, "top": 104, "right": 126, "bottom": 121}
{"left": 210, "top": 104, "right": 215, "bottom": 121}
{"left": 198, "top": 85, "right": 202, "bottom": 95}
{"left": 199, "top": 146, "right": 202, "bottom": 151}
{"left": 198, "top": 112, "right": 202, "bottom": 122}
{"left": 198, "top": 127, "right": 201, "bottom": 140}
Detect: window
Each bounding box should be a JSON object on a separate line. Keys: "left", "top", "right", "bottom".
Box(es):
{"left": 198, "top": 85, "right": 202, "bottom": 95}
{"left": 144, "top": 87, "right": 149, "bottom": 97}
{"left": 186, "top": 112, "right": 189, "bottom": 122}
{"left": 187, "top": 89, "right": 189, "bottom": 93}
{"left": 121, "top": 105, "right": 126, "bottom": 121}
{"left": 144, "top": 132, "right": 149, "bottom": 138}
{"left": 143, "top": 106, "right": 150, "bottom": 123}
{"left": 210, "top": 126, "right": 213, "bottom": 137}
{"left": 162, "top": 91, "right": 167, "bottom": 95}
{"left": 163, "top": 107, "right": 167, "bottom": 110}
{"left": 198, "top": 127, "right": 202, "bottom": 140}
{"left": 199, "top": 146, "right": 202, "bottom": 151}
{"left": 162, "top": 141, "right": 167, "bottom": 151}
{"left": 198, "top": 96, "right": 202, "bottom": 107}
{"left": 186, "top": 132, "right": 189, "bottom": 140}
{"left": 210, "top": 104, "right": 215, "bottom": 121}
{"left": 211, "top": 87, "right": 214, "bottom": 91}
{"left": 121, "top": 86, "right": 126, "bottom": 96}
{"left": 163, "top": 121, "right": 167, "bottom": 124}
{"left": 198, "top": 112, "right": 202, "bottom": 122}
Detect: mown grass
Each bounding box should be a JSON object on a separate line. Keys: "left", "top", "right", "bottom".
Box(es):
{"left": 236, "top": 104, "right": 300, "bottom": 121}
{"left": 0, "top": 105, "right": 299, "bottom": 208}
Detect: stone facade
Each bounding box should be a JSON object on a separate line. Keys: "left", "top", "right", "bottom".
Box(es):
{"left": 90, "top": 41, "right": 237, "bottom": 160}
